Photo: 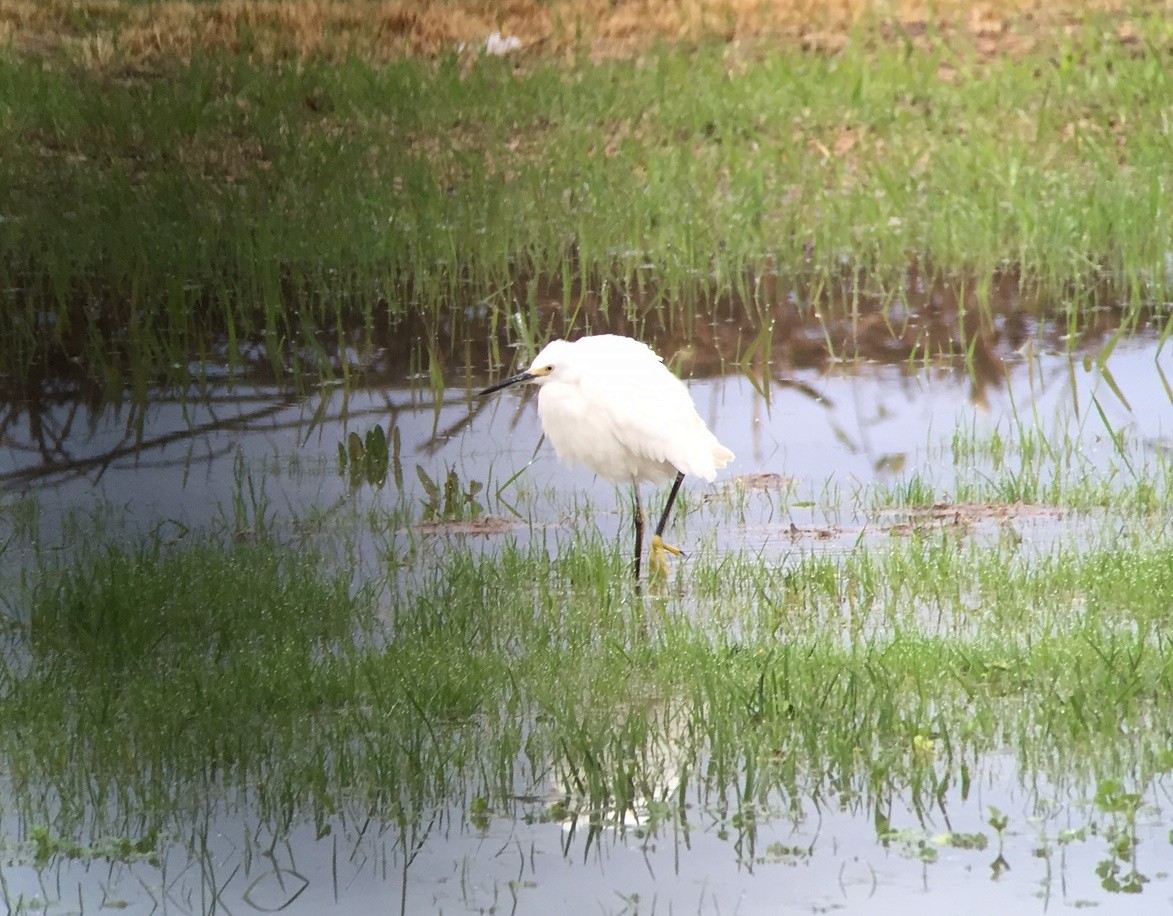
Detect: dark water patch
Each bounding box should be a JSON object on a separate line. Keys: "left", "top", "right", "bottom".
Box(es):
{"left": 3, "top": 266, "right": 1164, "bottom": 409}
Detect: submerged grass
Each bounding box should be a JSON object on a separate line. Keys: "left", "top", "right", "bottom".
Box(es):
{"left": 1, "top": 6, "right": 1171, "bottom": 390}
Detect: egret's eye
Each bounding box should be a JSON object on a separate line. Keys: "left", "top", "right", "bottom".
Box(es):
{"left": 544, "top": 365, "right": 554, "bottom": 372}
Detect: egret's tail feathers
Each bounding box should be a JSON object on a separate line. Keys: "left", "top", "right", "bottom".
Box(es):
{"left": 687, "top": 443, "right": 735, "bottom": 482}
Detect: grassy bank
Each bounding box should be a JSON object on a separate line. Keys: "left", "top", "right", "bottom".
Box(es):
{"left": 1, "top": 2, "right": 1170, "bottom": 393}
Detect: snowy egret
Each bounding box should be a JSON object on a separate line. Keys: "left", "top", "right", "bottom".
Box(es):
{"left": 478, "top": 335, "right": 734, "bottom": 580}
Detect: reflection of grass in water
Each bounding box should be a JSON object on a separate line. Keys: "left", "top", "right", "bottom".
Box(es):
{"left": 3, "top": 474, "right": 1173, "bottom": 871}
{"left": 1, "top": 12, "right": 1170, "bottom": 389}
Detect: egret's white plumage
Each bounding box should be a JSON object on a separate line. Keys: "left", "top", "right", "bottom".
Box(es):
{"left": 478, "top": 334, "right": 734, "bottom": 581}
{"left": 530, "top": 336, "right": 732, "bottom": 483}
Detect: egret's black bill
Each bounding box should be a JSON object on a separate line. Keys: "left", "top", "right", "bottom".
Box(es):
{"left": 478, "top": 372, "right": 535, "bottom": 396}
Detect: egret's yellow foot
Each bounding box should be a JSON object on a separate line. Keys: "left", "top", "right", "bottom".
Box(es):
{"left": 649, "top": 534, "right": 684, "bottom": 578}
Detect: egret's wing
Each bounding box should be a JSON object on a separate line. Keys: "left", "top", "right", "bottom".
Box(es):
{"left": 580, "top": 352, "right": 726, "bottom": 481}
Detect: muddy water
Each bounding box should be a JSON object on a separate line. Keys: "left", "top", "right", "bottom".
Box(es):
{"left": 0, "top": 326, "right": 1170, "bottom": 914}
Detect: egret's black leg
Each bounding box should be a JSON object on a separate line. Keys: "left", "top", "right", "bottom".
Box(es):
{"left": 632, "top": 484, "right": 646, "bottom": 581}
{"left": 650, "top": 472, "right": 686, "bottom": 577}
{"left": 654, "top": 472, "right": 686, "bottom": 538}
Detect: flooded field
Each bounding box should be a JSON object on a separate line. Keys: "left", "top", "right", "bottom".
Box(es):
{"left": 1, "top": 304, "right": 1171, "bottom": 914}
{"left": 3, "top": 3, "right": 1172, "bottom": 910}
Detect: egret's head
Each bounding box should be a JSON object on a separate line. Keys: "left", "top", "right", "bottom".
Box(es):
{"left": 477, "top": 339, "right": 572, "bottom": 396}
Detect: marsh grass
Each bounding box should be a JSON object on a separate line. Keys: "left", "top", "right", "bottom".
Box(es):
{"left": 2, "top": 10, "right": 1170, "bottom": 391}
{"left": 871, "top": 413, "right": 1173, "bottom": 514}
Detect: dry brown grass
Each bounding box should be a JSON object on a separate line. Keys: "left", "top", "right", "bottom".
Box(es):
{"left": 0, "top": 0, "right": 1165, "bottom": 70}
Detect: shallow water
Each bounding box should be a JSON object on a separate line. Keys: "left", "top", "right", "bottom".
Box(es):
{"left": 2, "top": 335, "right": 1166, "bottom": 548}
{"left": 3, "top": 766, "right": 1170, "bottom": 914}
{"left": 1, "top": 330, "right": 1171, "bottom": 914}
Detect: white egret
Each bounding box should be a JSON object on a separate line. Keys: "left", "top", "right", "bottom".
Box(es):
{"left": 478, "top": 335, "right": 734, "bottom": 580}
